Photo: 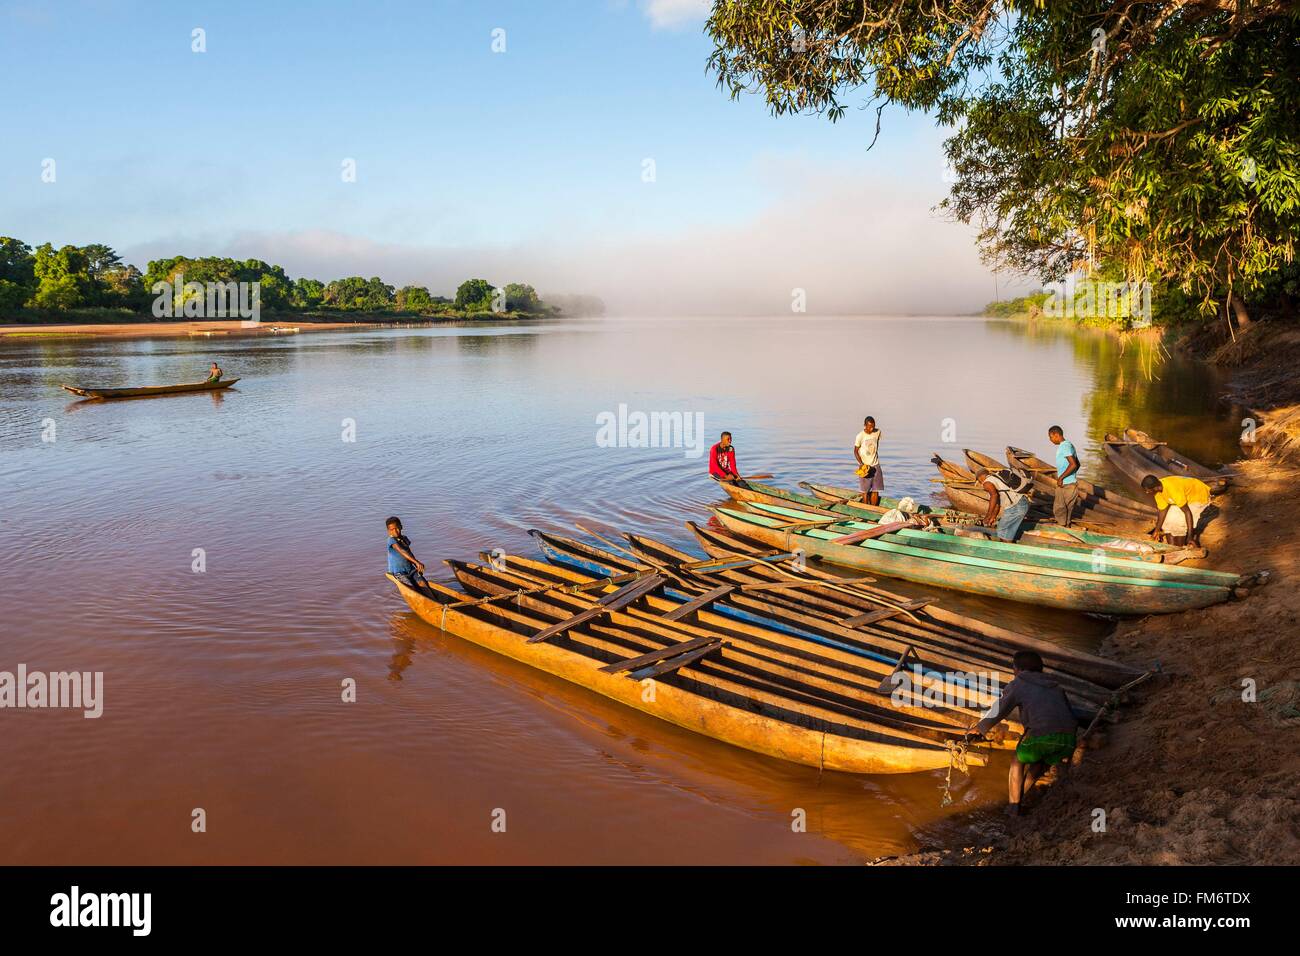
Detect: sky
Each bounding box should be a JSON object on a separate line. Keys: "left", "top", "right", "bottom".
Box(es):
{"left": 0, "top": 0, "right": 1035, "bottom": 314}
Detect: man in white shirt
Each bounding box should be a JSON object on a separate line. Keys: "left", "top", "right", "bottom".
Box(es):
{"left": 853, "top": 416, "right": 883, "bottom": 505}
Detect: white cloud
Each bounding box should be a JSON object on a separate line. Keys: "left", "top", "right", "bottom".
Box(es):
{"left": 641, "top": 0, "right": 710, "bottom": 30}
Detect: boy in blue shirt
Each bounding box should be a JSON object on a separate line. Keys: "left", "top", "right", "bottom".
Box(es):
{"left": 1047, "top": 425, "right": 1080, "bottom": 528}
{"left": 386, "top": 516, "right": 429, "bottom": 592}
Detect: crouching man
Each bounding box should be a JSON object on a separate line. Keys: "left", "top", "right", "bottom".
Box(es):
{"left": 968, "top": 650, "right": 1078, "bottom": 817}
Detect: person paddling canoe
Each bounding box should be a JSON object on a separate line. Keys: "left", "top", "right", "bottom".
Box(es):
{"left": 1141, "top": 474, "right": 1210, "bottom": 546}
{"left": 967, "top": 650, "right": 1078, "bottom": 817}
{"left": 853, "top": 416, "right": 883, "bottom": 506}
{"left": 386, "top": 516, "right": 429, "bottom": 592}
{"left": 974, "top": 467, "right": 1032, "bottom": 542}
{"left": 206, "top": 362, "right": 223, "bottom": 383}
{"left": 709, "top": 431, "right": 740, "bottom": 482}
{"left": 1047, "top": 424, "right": 1080, "bottom": 528}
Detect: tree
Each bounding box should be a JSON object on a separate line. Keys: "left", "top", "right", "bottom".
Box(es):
{"left": 292, "top": 278, "right": 326, "bottom": 309}
{"left": 454, "top": 278, "right": 494, "bottom": 311}
{"left": 503, "top": 282, "right": 541, "bottom": 313}
{"left": 80, "top": 243, "right": 123, "bottom": 277}
{"left": 0, "top": 237, "right": 36, "bottom": 312}
{"left": 396, "top": 285, "right": 433, "bottom": 311}
{"left": 708, "top": 2, "right": 1300, "bottom": 322}
{"left": 32, "top": 243, "right": 90, "bottom": 311}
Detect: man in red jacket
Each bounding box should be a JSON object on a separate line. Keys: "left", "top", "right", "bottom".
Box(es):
{"left": 709, "top": 431, "right": 740, "bottom": 481}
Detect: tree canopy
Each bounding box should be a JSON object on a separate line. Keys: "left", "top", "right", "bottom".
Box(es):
{"left": 708, "top": 1, "right": 1300, "bottom": 323}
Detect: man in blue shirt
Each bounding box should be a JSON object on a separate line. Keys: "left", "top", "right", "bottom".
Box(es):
{"left": 1047, "top": 425, "right": 1080, "bottom": 527}
{"left": 386, "top": 516, "right": 429, "bottom": 592}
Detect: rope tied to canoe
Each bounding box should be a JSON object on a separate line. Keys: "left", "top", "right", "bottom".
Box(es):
{"left": 940, "top": 739, "right": 979, "bottom": 808}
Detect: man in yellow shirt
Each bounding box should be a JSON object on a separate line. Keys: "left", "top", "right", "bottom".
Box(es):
{"left": 1140, "top": 474, "right": 1211, "bottom": 546}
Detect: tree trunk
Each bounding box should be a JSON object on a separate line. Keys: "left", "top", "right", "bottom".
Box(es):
{"left": 1229, "top": 291, "right": 1251, "bottom": 328}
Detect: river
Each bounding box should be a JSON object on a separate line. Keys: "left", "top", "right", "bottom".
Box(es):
{"left": 0, "top": 315, "right": 1244, "bottom": 864}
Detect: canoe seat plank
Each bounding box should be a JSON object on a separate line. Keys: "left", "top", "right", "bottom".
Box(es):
{"left": 598, "top": 635, "right": 721, "bottom": 674}
{"left": 528, "top": 574, "right": 664, "bottom": 643}
{"left": 874, "top": 644, "right": 920, "bottom": 693}
{"left": 661, "top": 584, "right": 736, "bottom": 622}
{"left": 842, "top": 600, "right": 931, "bottom": 628}
{"left": 629, "top": 641, "right": 725, "bottom": 680}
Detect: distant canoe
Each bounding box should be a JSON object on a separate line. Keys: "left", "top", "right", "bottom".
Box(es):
{"left": 61, "top": 378, "right": 240, "bottom": 400}
{"left": 1103, "top": 428, "right": 1232, "bottom": 492}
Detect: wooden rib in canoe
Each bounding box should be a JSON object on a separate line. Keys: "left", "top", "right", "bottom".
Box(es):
{"left": 710, "top": 504, "right": 1239, "bottom": 615}
{"left": 389, "top": 572, "right": 984, "bottom": 774}
{"left": 61, "top": 378, "right": 241, "bottom": 400}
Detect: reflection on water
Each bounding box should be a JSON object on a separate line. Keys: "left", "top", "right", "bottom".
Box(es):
{"left": 0, "top": 316, "right": 1239, "bottom": 864}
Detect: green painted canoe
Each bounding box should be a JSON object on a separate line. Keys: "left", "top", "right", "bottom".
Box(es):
{"left": 726, "top": 479, "right": 1201, "bottom": 564}
{"left": 711, "top": 504, "right": 1244, "bottom": 615}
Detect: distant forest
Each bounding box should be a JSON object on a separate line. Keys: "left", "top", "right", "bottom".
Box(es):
{"left": 0, "top": 236, "right": 606, "bottom": 319}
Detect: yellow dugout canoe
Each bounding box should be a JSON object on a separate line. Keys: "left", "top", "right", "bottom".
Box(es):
{"left": 388, "top": 573, "right": 987, "bottom": 775}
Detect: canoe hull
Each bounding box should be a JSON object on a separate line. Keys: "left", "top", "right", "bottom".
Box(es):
{"left": 389, "top": 574, "right": 966, "bottom": 774}
{"left": 61, "top": 378, "right": 240, "bottom": 400}
{"left": 1119, "top": 428, "right": 1232, "bottom": 491}
{"left": 710, "top": 507, "right": 1233, "bottom": 615}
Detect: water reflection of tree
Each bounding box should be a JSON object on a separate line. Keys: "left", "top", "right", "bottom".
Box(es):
{"left": 989, "top": 319, "right": 1241, "bottom": 467}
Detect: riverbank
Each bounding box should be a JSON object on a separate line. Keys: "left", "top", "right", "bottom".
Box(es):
{"left": 887, "top": 320, "right": 1300, "bottom": 867}
{"left": 0, "top": 311, "right": 542, "bottom": 340}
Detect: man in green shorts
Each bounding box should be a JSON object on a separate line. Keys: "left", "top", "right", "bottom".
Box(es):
{"left": 968, "top": 650, "right": 1078, "bottom": 816}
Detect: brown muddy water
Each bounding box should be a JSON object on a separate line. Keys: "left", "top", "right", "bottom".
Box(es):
{"left": 0, "top": 316, "right": 1244, "bottom": 864}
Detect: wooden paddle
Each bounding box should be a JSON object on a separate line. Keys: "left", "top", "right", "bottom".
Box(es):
{"left": 830, "top": 521, "right": 911, "bottom": 545}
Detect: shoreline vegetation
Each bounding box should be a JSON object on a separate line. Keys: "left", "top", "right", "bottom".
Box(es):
{"left": 0, "top": 235, "right": 607, "bottom": 329}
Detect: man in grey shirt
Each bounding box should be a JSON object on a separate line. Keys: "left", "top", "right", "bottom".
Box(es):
{"left": 970, "top": 650, "right": 1079, "bottom": 816}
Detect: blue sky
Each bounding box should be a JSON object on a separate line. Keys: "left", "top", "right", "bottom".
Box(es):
{"left": 1, "top": 0, "right": 1023, "bottom": 313}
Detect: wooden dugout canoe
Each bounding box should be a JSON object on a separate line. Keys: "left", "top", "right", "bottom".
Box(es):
{"left": 1103, "top": 427, "right": 1234, "bottom": 492}
{"left": 61, "top": 378, "right": 241, "bottom": 400}
{"left": 528, "top": 527, "right": 1124, "bottom": 711}
{"left": 684, "top": 520, "right": 1144, "bottom": 689}
{"left": 711, "top": 503, "right": 1243, "bottom": 615}
{"left": 724, "top": 478, "right": 1192, "bottom": 564}
{"left": 1005, "top": 446, "right": 1151, "bottom": 518}
{"left": 522, "top": 528, "right": 1112, "bottom": 712}
{"left": 449, "top": 556, "right": 1005, "bottom": 738}
{"left": 388, "top": 572, "right": 985, "bottom": 774}
{"left": 963, "top": 448, "right": 1152, "bottom": 536}
{"left": 733, "top": 499, "right": 1240, "bottom": 589}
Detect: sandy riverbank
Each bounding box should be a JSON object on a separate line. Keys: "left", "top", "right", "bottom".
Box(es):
{"left": 886, "top": 322, "right": 1300, "bottom": 867}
